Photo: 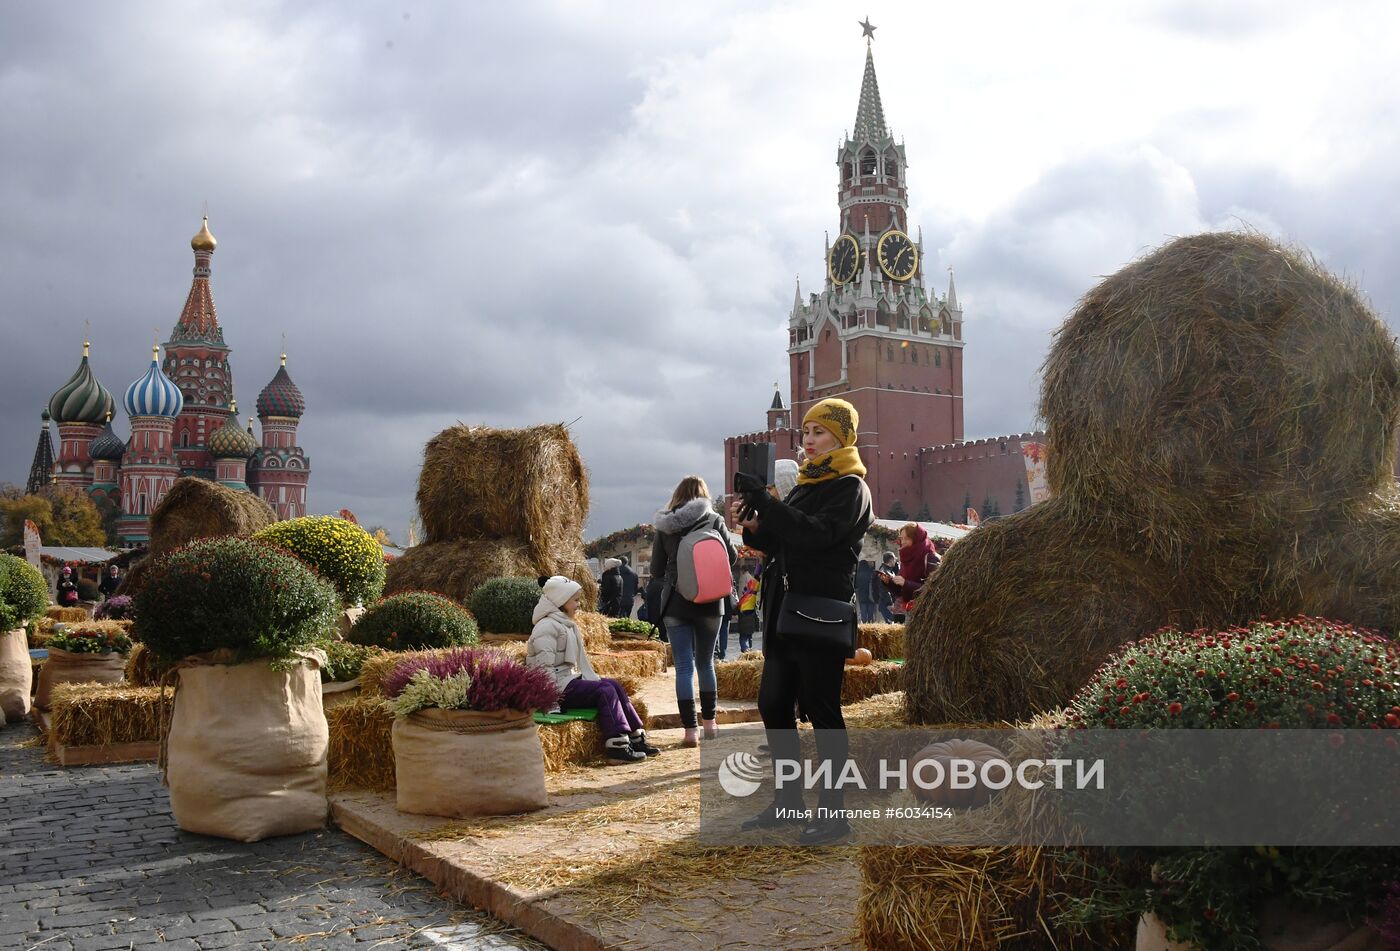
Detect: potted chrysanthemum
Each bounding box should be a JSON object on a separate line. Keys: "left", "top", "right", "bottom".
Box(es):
{"left": 383, "top": 647, "right": 560, "bottom": 817}
{"left": 134, "top": 536, "right": 338, "bottom": 842}
{"left": 255, "top": 515, "right": 386, "bottom": 639}
{"left": 0, "top": 553, "right": 50, "bottom": 722}
{"left": 34, "top": 625, "right": 133, "bottom": 710}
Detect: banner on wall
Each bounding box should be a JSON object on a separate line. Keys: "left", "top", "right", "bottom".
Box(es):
{"left": 1022, "top": 442, "right": 1051, "bottom": 505}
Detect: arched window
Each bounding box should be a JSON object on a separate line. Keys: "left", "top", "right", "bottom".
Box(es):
{"left": 885, "top": 153, "right": 899, "bottom": 180}
{"left": 843, "top": 162, "right": 854, "bottom": 183}
{"left": 860, "top": 149, "right": 877, "bottom": 176}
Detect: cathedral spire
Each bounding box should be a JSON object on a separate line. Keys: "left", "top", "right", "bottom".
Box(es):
{"left": 852, "top": 43, "right": 888, "bottom": 143}
{"left": 171, "top": 215, "right": 224, "bottom": 344}
{"left": 26, "top": 411, "right": 55, "bottom": 496}
{"left": 946, "top": 266, "right": 959, "bottom": 312}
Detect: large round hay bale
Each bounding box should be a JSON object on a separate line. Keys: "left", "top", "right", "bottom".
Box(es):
{"left": 903, "top": 499, "right": 1245, "bottom": 724}
{"left": 1041, "top": 231, "right": 1400, "bottom": 565}
{"left": 416, "top": 424, "right": 589, "bottom": 560}
{"left": 147, "top": 477, "right": 277, "bottom": 557}
{"left": 383, "top": 538, "right": 596, "bottom": 611}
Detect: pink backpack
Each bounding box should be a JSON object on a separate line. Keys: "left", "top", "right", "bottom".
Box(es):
{"left": 675, "top": 519, "right": 731, "bottom": 604}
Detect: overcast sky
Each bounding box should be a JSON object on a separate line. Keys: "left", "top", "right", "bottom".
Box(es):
{"left": 5, "top": 1, "right": 1400, "bottom": 541}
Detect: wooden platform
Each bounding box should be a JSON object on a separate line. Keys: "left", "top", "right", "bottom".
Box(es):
{"left": 29, "top": 707, "right": 160, "bottom": 767}
{"left": 330, "top": 727, "right": 860, "bottom": 951}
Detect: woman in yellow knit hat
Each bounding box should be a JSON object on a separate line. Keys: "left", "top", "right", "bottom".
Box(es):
{"left": 728, "top": 396, "right": 874, "bottom": 845}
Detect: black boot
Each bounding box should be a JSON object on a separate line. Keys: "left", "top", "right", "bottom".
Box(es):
{"left": 799, "top": 816, "right": 852, "bottom": 845}
{"left": 740, "top": 797, "right": 808, "bottom": 831}
{"left": 629, "top": 729, "right": 661, "bottom": 757}
{"left": 604, "top": 735, "right": 646, "bottom": 763}
{"left": 699, "top": 691, "right": 718, "bottom": 739}
{"left": 678, "top": 696, "right": 698, "bottom": 747}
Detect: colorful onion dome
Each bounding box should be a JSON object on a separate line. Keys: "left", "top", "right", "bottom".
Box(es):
{"left": 124, "top": 346, "right": 184, "bottom": 418}
{"left": 256, "top": 354, "right": 305, "bottom": 418}
{"left": 88, "top": 414, "right": 128, "bottom": 461}
{"left": 191, "top": 216, "right": 217, "bottom": 252}
{"left": 48, "top": 342, "right": 114, "bottom": 424}
{"left": 208, "top": 402, "right": 258, "bottom": 458}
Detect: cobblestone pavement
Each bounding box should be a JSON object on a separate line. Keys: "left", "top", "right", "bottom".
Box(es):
{"left": 0, "top": 721, "right": 549, "bottom": 951}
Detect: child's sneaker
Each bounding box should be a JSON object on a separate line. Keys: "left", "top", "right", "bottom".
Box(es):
{"left": 604, "top": 735, "right": 646, "bottom": 763}
{"left": 629, "top": 730, "right": 661, "bottom": 757}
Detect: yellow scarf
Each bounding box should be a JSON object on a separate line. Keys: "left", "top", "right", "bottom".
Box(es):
{"left": 798, "top": 446, "right": 867, "bottom": 483}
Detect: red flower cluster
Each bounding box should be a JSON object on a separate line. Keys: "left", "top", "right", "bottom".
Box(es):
{"left": 1066, "top": 616, "right": 1400, "bottom": 730}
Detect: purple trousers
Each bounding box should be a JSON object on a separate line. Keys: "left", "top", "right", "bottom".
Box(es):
{"left": 561, "top": 677, "right": 643, "bottom": 738}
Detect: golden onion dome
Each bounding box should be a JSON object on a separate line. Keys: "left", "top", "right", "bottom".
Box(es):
{"left": 191, "top": 216, "right": 217, "bottom": 251}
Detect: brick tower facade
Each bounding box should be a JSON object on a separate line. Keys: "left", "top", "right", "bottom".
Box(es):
{"left": 725, "top": 36, "right": 964, "bottom": 517}
{"left": 164, "top": 217, "right": 234, "bottom": 478}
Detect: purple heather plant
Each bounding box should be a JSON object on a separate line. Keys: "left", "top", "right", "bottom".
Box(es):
{"left": 382, "top": 647, "right": 560, "bottom": 713}
{"left": 1375, "top": 880, "right": 1400, "bottom": 944}
{"left": 93, "top": 595, "right": 134, "bottom": 620}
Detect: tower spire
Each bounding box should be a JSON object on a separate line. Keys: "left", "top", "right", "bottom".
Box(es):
{"left": 852, "top": 39, "right": 888, "bottom": 143}
{"left": 172, "top": 215, "right": 224, "bottom": 344}
{"left": 26, "top": 411, "right": 55, "bottom": 496}
{"left": 946, "top": 265, "right": 959, "bottom": 312}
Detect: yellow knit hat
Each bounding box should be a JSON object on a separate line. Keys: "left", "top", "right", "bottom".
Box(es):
{"left": 802, "top": 398, "right": 859, "bottom": 448}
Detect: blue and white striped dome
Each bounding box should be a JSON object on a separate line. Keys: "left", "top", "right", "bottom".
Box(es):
{"left": 123, "top": 348, "right": 184, "bottom": 418}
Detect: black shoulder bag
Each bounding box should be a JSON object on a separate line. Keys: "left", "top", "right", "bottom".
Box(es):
{"left": 774, "top": 544, "right": 858, "bottom": 653}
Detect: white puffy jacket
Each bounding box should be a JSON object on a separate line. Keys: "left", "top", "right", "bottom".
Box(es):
{"left": 526, "top": 599, "right": 599, "bottom": 693}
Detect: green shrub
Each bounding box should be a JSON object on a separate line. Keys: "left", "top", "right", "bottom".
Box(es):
{"left": 255, "top": 515, "right": 386, "bottom": 606}
{"left": 319, "top": 639, "right": 380, "bottom": 683}
{"left": 134, "top": 537, "right": 338, "bottom": 665}
{"left": 0, "top": 553, "right": 49, "bottom": 630}
{"left": 608, "top": 617, "right": 659, "bottom": 639}
{"left": 349, "top": 592, "right": 479, "bottom": 651}
{"left": 1063, "top": 617, "right": 1400, "bottom": 950}
{"left": 468, "top": 576, "right": 541, "bottom": 635}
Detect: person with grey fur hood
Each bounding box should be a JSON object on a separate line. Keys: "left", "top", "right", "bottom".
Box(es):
{"left": 650, "top": 475, "right": 737, "bottom": 747}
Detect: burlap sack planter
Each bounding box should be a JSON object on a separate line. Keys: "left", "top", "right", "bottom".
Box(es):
{"left": 393, "top": 707, "right": 548, "bottom": 818}
{"left": 0, "top": 628, "right": 32, "bottom": 722}
{"left": 167, "top": 655, "right": 328, "bottom": 842}
{"left": 34, "top": 648, "right": 127, "bottom": 711}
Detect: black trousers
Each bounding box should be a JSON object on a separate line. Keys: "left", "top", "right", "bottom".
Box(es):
{"left": 757, "top": 637, "right": 848, "bottom": 809}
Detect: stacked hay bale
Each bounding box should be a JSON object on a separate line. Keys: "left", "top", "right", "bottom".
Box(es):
{"left": 857, "top": 623, "right": 904, "bottom": 660}
{"left": 115, "top": 477, "right": 276, "bottom": 598}
{"left": 906, "top": 232, "right": 1400, "bottom": 726}
{"left": 715, "top": 654, "right": 901, "bottom": 704}
{"left": 385, "top": 424, "right": 597, "bottom": 607}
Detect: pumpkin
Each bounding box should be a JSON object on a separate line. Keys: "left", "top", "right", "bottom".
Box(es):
{"left": 848, "top": 647, "right": 874, "bottom": 666}
{"left": 909, "top": 738, "right": 1004, "bottom": 808}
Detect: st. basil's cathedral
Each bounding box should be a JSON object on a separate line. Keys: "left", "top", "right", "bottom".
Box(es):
{"left": 27, "top": 217, "right": 311, "bottom": 544}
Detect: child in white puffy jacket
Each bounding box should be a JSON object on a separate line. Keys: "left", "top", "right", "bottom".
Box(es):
{"left": 526, "top": 576, "right": 658, "bottom": 763}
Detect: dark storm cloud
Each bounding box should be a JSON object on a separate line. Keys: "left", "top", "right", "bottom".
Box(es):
{"left": 4, "top": 2, "right": 1399, "bottom": 542}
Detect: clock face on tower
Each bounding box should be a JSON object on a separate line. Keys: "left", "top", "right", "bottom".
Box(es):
{"left": 877, "top": 230, "right": 919, "bottom": 282}
{"left": 827, "top": 233, "right": 860, "bottom": 285}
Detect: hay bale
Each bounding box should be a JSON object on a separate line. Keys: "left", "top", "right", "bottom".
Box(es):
{"left": 904, "top": 499, "right": 1221, "bottom": 724}
{"left": 574, "top": 611, "right": 613, "bottom": 654}
{"left": 416, "top": 424, "right": 589, "bottom": 561}
{"left": 327, "top": 695, "right": 396, "bottom": 792}
{"left": 146, "top": 476, "right": 277, "bottom": 557}
{"left": 1042, "top": 231, "right": 1400, "bottom": 564}
{"left": 590, "top": 650, "right": 664, "bottom": 681}
{"left": 858, "top": 623, "right": 905, "bottom": 660}
{"left": 48, "top": 683, "right": 168, "bottom": 747}
{"left": 907, "top": 232, "right": 1400, "bottom": 724}
{"left": 45, "top": 607, "right": 88, "bottom": 623}
{"left": 114, "top": 477, "right": 277, "bottom": 600}
{"left": 383, "top": 538, "right": 597, "bottom": 610}
{"left": 856, "top": 711, "right": 1130, "bottom": 951}
{"left": 857, "top": 845, "right": 1127, "bottom": 950}
{"left": 840, "top": 661, "right": 903, "bottom": 704}
{"left": 716, "top": 656, "right": 765, "bottom": 701}
{"left": 123, "top": 642, "right": 161, "bottom": 688}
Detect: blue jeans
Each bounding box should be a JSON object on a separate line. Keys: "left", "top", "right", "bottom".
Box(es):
{"left": 858, "top": 600, "right": 876, "bottom": 623}
{"left": 665, "top": 615, "right": 719, "bottom": 700}
{"left": 878, "top": 602, "right": 894, "bottom": 623}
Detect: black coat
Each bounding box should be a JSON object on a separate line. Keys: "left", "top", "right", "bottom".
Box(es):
{"left": 742, "top": 475, "right": 874, "bottom": 655}
{"left": 854, "top": 560, "right": 876, "bottom": 605}
{"left": 616, "top": 564, "right": 639, "bottom": 616}
{"left": 98, "top": 572, "right": 121, "bottom": 597}
{"left": 599, "top": 568, "right": 622, "bottom": 615}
